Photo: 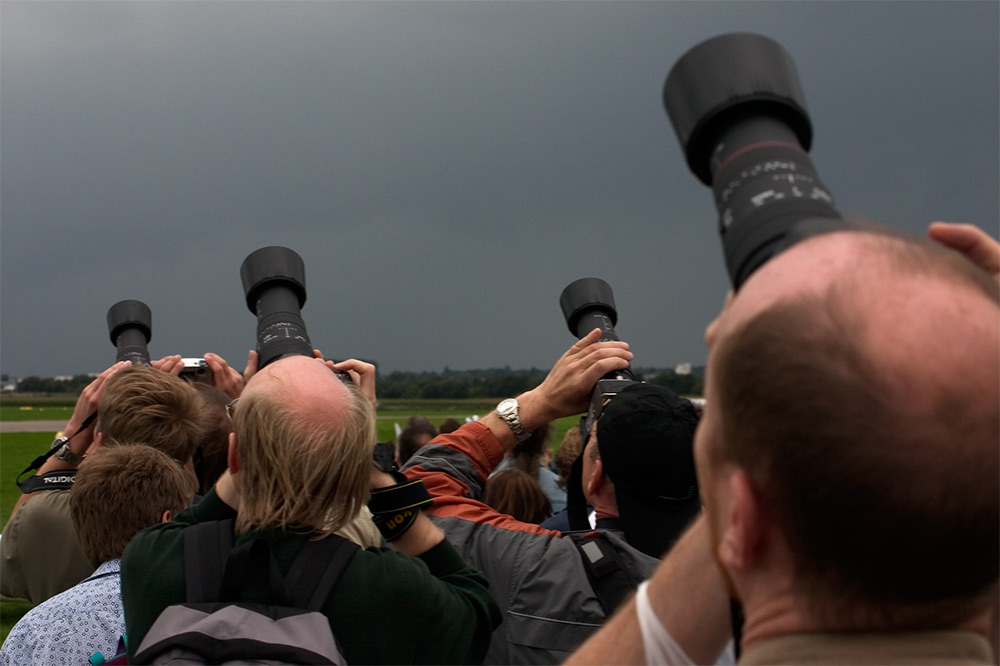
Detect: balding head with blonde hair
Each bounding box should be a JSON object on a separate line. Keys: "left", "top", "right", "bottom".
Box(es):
{"left": 230, "top": 355, "right": 375, "bottom": 538}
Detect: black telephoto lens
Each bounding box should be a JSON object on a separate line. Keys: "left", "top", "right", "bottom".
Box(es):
{"left": 664, "top": 33, "right": 849, "bottom": 288}
{"left": 107, "top": 300, "right": 152, "bottom": 365}
{"left": 559, "top": 278, "right": 635, "bottom": 428}
{"left": 560, "top": 278, "right": 637, "bottom": 532}
{"left": 240, "top": 247, "right": 313, "bottom": 370}
{"left": 560, "top": 277, "right": 623, "bottom": 342}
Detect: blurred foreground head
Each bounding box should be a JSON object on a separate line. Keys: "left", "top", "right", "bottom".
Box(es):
{"left": 696, "top": 229, "right": 999, "bottom": 630}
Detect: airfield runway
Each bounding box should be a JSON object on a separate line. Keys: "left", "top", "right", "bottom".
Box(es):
{"left": 0, "top": 420, "right": 65, "bottom": 433}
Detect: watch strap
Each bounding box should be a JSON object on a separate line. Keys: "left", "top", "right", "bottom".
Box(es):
{"left": 53, "top": 441, "right": 85, "bottom": 465}
{"left": 497, "top": 398, "right": 530, "bottom": 442}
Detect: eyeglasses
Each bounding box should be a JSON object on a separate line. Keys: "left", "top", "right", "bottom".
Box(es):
{"left": 226, "top": 399, "right": 238, "bottom": 421}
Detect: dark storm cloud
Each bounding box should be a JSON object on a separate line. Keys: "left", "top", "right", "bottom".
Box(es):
{"left": 2, "top": 1, "right": 997, "bottom": 379}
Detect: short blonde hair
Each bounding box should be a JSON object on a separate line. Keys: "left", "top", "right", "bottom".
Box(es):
{"left": 97, "top": 365, "right": 207, "bottom": 463}
{"left": 71, "top": 445, "right": 191, "bottom": 567}
{"left": 232, "top": 381, "right": 375, "bottom": 538}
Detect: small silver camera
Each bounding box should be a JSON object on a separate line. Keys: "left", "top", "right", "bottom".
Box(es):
{"left": 179, "top": 357, "right": 214, "bottom": 385}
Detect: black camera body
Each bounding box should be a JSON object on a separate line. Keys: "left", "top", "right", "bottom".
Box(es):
{"left": 240, "top": 247, "right": 314, "bottom": 370}
{"left": 663, "top": 33, "right": 850, "bottom": 288}
{"left": 107, "top": 299, "right": 152, "bottom": 365}
{"left": 559, "top": 278, "right": 638, "bottom": 440}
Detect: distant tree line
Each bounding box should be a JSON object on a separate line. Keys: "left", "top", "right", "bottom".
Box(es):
{"left": 9, "top": 366, "right": 704, "bottom": 399}
{"left": 13, "top": 375, "right": 95, "bottom": 395}
{"left": 376, "top": 366, "right": 704, "bottom": 399}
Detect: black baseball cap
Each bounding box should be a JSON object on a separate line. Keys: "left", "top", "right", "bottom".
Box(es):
{"left": 597, "top": 382, "right": 701, "bottom": 557}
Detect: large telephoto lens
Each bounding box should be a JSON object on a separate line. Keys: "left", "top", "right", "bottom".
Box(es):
{"left": 107, "top": 300, "right": 152, "bottom": 365}
{"left": 240, "top": 246, "right": 313, "bottom": 369}
{"left": 560, "top": 278, "right": 635, "bottom": 430}
{"left": 560, "top": 277, "right": 624, "bottom": 342}
{"left": 560, "top": 278, "right": 637, "bottom": 532}
{"left": 664, "top": 33, "right": 849, "bottom": 288}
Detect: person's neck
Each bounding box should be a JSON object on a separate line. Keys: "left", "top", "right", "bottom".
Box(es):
{"left": 587, "top": 489, "right": 618, "bottom": 522}
{"left": 739, "top": 592, "right": 813, "bottom": 651}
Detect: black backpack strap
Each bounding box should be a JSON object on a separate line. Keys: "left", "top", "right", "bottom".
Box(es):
{"left": 571, "top": 531, "right": 633, "bottom": 616}
{"left": 183, "top": 519, "right": 235, "bottom": 603}
{"left": 566, "top": 420, "right": 591, "bottom": 531}
{"left": 221, "top": 537, "right": 292, "bottom": 605}
{"left": 285, "top": 534, "right": 359, "bottom": 611}
{"left": 183, "top": 520, "right": 358, "bottom": 610}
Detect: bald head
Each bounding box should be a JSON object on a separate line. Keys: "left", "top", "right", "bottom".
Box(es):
{"left": 243, "top": 355, "right": 353, "bottom": 423}
{"left": 233, "top": 355, "right": 376, "bottom": 537}
{"left": 700, "top": 229, "right": 999, "bottom": 628}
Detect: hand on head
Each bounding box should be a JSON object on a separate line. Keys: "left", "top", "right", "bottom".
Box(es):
{"left": 928, "top": 222, "right": 1000, "bottom": 282}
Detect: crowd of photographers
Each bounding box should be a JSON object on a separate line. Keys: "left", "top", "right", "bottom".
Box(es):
{"left": 2, "top": 32, "right": 999, "bottom": 666}
{"left": 3, "top": 217, "right": 996, "bottom": 665}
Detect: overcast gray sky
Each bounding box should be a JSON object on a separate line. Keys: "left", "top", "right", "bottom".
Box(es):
{"left": 2, "top": 1, "right": 997, "bottom": 380}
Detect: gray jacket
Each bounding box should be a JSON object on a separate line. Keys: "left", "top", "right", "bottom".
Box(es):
{"left": 404, "top": 421, "right": 660, "bottom": 665}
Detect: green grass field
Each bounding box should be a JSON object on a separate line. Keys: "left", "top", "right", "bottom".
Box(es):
{"left": 0, "top": 400, "right": 579, "bottom": 642}
{"left": 0, "top": 405, "right": 74, "bottom": 422}
{"left": 1, "top": 433, "right": 53, "bottom": 643}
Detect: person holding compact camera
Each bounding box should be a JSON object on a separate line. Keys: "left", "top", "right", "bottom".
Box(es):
{"left": 401, "top": 328, "right": 707, "bottom": 664}
{"left": 0, "top": 360, "right": 210, "bottom": 605}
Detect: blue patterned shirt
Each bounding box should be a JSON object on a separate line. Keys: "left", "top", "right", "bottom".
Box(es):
{"left": 0, "top": 559, "right": 123, "bottom": 666}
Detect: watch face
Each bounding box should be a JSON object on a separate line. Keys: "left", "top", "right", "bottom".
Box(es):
{"left": 497, "top": 398, "right": 516, "bottom": 415}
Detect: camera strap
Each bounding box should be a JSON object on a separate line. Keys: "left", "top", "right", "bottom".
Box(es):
{"left": 16, "top": 410, "right": 97, "bottom": 493}
{"left": 368, "top": 472, "right": 434, "bottom": 542}
{"left": 17, "top": 469, "right": 78, "bottom": 493}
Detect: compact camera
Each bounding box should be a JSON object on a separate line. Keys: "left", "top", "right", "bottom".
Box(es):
{"left": 179, "top": 358, "right": 214, "bottom": 384}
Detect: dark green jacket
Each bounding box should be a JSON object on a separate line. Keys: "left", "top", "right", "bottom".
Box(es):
{"left": 121, "top": 489, "right": 501, "bottom": 664}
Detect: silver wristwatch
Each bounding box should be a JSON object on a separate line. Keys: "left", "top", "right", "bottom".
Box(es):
{"left": 51, "top": 436, "right": 85, "bottom": 465}
{"left": 495, "top": 398, "right": 530, "bottom": 442}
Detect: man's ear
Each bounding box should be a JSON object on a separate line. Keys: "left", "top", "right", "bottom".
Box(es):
{"left": 227, "top": 431, "right": 240, "bottom": 475}
{"left": 94, "top": 432, "right": 105, "bottom": 447}
{"left": 160, "top": 510, "right": 173, "bottom": 523}
{"left": 717, "top": 469, "right": 765, "bottom": 572}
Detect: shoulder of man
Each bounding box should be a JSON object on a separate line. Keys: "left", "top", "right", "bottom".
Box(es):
{"left": 1, "top": 489, "right": 91, "bottom": 605}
